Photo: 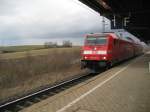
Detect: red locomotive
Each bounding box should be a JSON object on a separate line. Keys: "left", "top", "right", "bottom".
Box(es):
{"left": 81, "top": 31, "right": 143, "bottom": 71}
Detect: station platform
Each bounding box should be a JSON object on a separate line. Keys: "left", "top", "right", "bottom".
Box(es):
{"left": 21, "top": 52, "right": 150, "bottom": 112}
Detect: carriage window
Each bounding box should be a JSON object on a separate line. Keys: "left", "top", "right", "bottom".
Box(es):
{"left": 114, "top": 39, "right": 119, "bottom": 47}
{"left": 114, "top": 39, "right": 117, "bottom": 46}
{"left": 86, "top": 37, "right": 107, "bottom": 45}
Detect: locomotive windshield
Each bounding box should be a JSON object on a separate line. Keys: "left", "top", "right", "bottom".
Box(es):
{"left": 86, "top": 37, "right": 107, "bottom": 45}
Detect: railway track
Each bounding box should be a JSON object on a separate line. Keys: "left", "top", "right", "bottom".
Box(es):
{"left": 0, "top": 70, "right": 99, "bottom": 112}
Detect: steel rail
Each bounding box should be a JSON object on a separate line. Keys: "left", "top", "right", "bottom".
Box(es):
{"left": 0, "top": 71, "right": 91, "bottom": 110}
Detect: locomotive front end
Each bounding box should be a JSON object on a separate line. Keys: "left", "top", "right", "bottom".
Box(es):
{"left": 81, "top": 34, "right": 110, "bottom": 70}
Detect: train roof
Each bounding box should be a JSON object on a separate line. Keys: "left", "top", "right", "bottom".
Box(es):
{"left": 86, "top": 29, "right": 142, "bottom": 44}
{"left": 86, "top": 33, "right": 118, "bottom": 39}
{"left": 87, "top": 33, "right": 114, "bottom": 36}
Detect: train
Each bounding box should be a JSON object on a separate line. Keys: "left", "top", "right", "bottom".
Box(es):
{"left": 81, "top": 30, "right": 143, "bottom": 72}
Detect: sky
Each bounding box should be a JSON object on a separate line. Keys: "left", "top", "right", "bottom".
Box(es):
{"left": 0, "top": 0, "right": 110, "bottom": 46}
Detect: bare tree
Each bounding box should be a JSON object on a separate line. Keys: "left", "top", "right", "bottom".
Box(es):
{"left": 62, "top": 40, "right": 72, "bottom": 47}
{"left": 44, "top": 42, "right": 58, "bottom": 48}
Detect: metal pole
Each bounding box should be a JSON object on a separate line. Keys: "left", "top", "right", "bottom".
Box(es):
{"left": 113, "top": 15, "right": 116, "bottom": 27}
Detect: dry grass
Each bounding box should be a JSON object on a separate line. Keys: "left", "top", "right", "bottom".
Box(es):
{"left": 0, "top": 45, "right": 44, "bottom": 53}
{"left": 0, "top": 47, "right": 80, "bottom": 59}
{"left": 0, "top": 47, "right": 82, "bottom": 102}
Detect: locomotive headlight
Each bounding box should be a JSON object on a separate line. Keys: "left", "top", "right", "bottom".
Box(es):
{"left": 103, "top": 56, "right": 106, "bottom": 59}
{"left": 97, "top": 50, "right": 107, "bottom": 54}
{"left": 83, "top": 50, "right": 92, "bottom": 54}
{"left": 84, "top": 56, "right": 87, "bottom": 59}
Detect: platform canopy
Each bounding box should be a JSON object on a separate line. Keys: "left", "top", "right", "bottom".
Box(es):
{"left": 79, "top": 0, "right": 150, "bottom": 42}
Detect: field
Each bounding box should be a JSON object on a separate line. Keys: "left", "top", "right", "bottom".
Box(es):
{"left": 0, "top": 46, "right": 82, "bottom": 102}
{"left": 0, "top": 45, "right": 44, "bottom": 53}
{"left": 0, "top": 46, "right": 80, "bottom": 60}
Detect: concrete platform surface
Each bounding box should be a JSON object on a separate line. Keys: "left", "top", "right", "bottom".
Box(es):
{"left": 21, "top": 52, "right": 150, "bottom": 112}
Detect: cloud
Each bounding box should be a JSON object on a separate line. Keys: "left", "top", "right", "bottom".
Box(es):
{"left": 0, "top": 0, "right": 110, "bottom": 45}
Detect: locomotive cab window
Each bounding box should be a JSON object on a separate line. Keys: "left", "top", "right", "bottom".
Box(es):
{"left": 86, "top": 36, "right": 107, "bottom": 45}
